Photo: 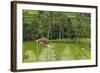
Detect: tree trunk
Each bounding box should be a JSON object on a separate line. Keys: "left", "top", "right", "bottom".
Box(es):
{"left": 59, "top": 31, "right": 62, "bottom": 40}
{"left": 47, "top": 30, "right": 50, "bottom": 39}
{"left": 59, "top": 26, "right": 62, "bottom": 40}
{"left": 47, "top": 22, "right": 51, "bottom": 39}
{"left": 76, "top": 35, "right": 79, "bottom": 44}
{"left": 62, "top": 29, "right": 64, "bottom": 39}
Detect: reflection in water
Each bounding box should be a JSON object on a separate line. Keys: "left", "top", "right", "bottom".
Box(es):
{"left": 39, "top": 43, "right": 55, "bottom": 61}
{"left": 24, "top": 43, "right": 90, "bottom": 62}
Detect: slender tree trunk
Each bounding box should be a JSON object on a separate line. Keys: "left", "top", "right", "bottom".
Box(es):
{"left": 62, "top": 29, "right": 64, "bottom": 39}
{"left": 59, "top": 28, "right": 62, "bottom": 40}
{"left": 59, "top": 32, "right": 61, "bottom": 40}
{"left": 47, "top": 27, "right": 49, "bottom": 39}
{"left": 76, "top": 35, "right": 79, "bottom": 44}
{"left": 47, "top": 22, "right": 50, "bottom": 39}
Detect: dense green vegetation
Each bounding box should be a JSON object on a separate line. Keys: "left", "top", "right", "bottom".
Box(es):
{"left": 23, "top": 10, "right": 91, "bottom": 41}
{"left": 22, "top": 10, "right": 91, "bottom": 62}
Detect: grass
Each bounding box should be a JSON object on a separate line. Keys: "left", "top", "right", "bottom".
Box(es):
{"left": 23, "top": 38, "right": 91, "bottom": 63}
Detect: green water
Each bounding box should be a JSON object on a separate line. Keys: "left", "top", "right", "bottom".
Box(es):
{"left": 23, "top": 40, "right": 91, "bottom": 63}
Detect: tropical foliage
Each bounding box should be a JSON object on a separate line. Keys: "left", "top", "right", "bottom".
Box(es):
{"left": 22, "top": 10, "right": 91, "bottom": 62}
{"left": 23, "top": 10, "right": 91, "bottom": 41}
